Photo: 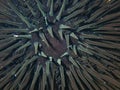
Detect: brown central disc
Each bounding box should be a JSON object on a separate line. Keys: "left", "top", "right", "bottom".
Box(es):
{"left": 41, "top": 33, "right": 67, "bottom": 59}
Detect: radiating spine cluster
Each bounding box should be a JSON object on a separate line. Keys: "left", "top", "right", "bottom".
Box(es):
{"left": 0, "top": 0, "right": 120, "bottom": 90}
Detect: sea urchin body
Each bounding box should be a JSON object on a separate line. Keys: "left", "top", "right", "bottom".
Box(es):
{"left": 0, "top": 0, "right": 120, "bottom": 90}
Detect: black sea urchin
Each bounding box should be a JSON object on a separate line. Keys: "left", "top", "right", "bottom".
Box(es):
{"left": 0, "top": 0, "right": 120, "bottom": 90}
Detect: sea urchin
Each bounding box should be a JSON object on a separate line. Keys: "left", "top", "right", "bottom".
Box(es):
{"left": 0, "top": 0, "right": 120, "bottom": 90}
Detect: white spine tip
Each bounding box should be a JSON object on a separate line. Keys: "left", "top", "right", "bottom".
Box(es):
{"left": 13, "top": 35, "right": 18, "bottom": 37}
{"left": 57, "top": 59, "right": 61, "bottom": 65}
{"left": 49, "top": 57, "right": 52, "bottom": 61}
